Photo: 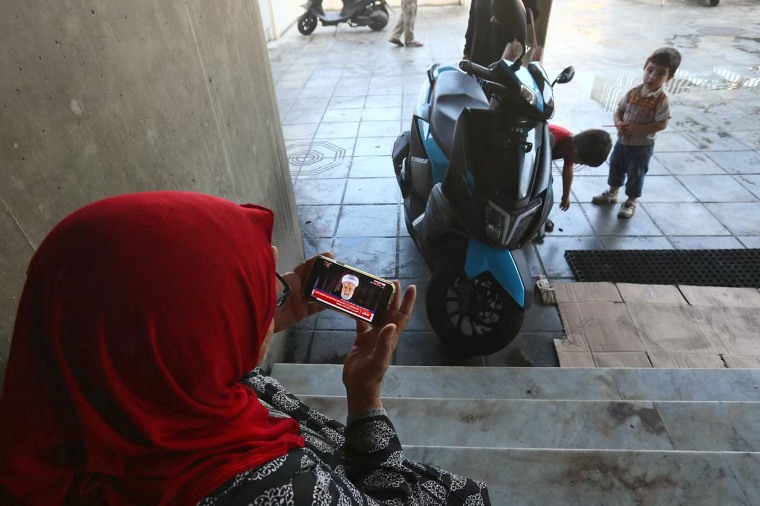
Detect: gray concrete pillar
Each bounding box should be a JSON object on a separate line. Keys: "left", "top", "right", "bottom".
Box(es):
{"left": 0, "top": 0, "right": 301, "bottom": 387}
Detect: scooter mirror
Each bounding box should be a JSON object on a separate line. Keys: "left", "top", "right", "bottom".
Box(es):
{"left": 552, "top": 66, "right": 575, "bottom": 86}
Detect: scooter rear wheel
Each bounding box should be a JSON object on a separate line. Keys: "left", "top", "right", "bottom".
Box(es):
{"left": 368, "top": 8, "right": 389, "bottom": 31}
{"left": 426, "top": 269, "right": 524, "bottom": 356}
{"left": 297, "top": 14, "right": 318, "bottom": 35}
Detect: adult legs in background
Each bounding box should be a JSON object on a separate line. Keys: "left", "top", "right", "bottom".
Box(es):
{"left": 390, "top": 0, "right": 422, "bottom": 46}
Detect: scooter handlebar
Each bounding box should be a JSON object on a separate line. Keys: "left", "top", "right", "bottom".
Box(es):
{"left": 459, "top": 60, "right": 494, "bottom": 81}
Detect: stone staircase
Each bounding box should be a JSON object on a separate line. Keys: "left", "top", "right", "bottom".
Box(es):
{"left": 270, "top": 363, "right": 760, "bottom": 505}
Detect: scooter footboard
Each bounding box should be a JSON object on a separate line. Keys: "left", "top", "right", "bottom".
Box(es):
{"left": 464, "top": 240, "right": 525, "bottom": 308}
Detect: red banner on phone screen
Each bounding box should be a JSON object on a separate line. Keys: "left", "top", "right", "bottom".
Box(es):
{"left": 311, "top": 289, "right": 375, "bottom": 322}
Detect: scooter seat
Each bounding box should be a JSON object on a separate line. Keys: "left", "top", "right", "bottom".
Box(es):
{"left": 430, "top": 71, "right": 489, "bottom": 159}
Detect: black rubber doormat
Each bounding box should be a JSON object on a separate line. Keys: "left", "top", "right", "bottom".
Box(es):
{"left": 564, "top": 249, "right": 760, "bottom": 287}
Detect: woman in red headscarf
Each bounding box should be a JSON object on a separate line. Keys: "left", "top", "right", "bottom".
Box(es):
{"left": 0, "top": 191, "right": 490, "bottom": 505}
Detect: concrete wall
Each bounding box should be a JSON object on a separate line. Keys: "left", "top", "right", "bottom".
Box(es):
{"left": 0, "top": 0, "right": 302, "bottom": 387}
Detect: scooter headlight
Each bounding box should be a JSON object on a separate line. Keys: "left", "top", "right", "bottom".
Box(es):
{"left": 484, "top": 203, "right": 510, "bottom": 244}
{"left": 484, "top": 207, "right": 502, "bottom": 243}
{"left": 520, "top": 85, "right": 537, "bottom": 107}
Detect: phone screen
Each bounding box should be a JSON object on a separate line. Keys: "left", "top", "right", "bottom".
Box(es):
{"left": 303, "top": 256, "right": 396, "bottom": 324}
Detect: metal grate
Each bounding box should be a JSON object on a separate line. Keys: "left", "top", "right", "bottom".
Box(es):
{"left": 564, "top": 249, "right": 760, "bottom": 288}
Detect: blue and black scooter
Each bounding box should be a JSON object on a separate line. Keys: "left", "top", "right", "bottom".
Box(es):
{"left": 391, "top": 0, "right": 574, "bottom": 355}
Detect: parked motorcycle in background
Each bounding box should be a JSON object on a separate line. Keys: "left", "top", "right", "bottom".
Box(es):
{"left": 391, "top": 0, "right": 575, "bottom": 356}
{"left": 298, "top": 0, "right": 389, "bottom": 35}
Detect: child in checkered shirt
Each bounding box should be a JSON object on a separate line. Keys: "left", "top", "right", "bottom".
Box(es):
{"left": 592, "top": 47, "right": 682, "bottom": 218}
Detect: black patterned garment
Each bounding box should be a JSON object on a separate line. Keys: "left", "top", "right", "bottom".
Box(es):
{"left": 199, "top": 369, "right": 491, "bottom": 506}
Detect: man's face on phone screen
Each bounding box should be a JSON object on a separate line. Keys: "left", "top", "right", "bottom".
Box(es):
{"left": 341, "top": 281, "right": 356, "bottom": 300}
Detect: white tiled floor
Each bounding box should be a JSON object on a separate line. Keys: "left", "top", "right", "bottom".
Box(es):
{"left": 267, "top": 0, "right": 760, "bottom": 366}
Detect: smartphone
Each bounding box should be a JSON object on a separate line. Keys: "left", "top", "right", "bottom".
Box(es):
{"left": 303, "top": 256, "right": 396, "bottom": 324}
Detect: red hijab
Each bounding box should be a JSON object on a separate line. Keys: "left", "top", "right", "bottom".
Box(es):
{"left": 0, "top": 192, "right": 304, "bottom": 505}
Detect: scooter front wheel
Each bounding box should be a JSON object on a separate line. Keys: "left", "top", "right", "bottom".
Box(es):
{"left": 297, "top": 14, "right": 318, "bottom": 35}
{"left": 426, "top": 269, "right": 524, "bottom": 356}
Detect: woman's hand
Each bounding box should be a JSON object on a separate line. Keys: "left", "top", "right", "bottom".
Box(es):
{"left": 273, "top": 252, "right": 334, "bottom": 333}
{"left": 342, "top": 282, "right": 416, "bottom": 416}
{"left": 559, "top": 194, "right": 571, "bottom": 211}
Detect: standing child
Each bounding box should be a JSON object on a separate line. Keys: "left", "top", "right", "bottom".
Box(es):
{"left": 591, "top": 47, "right": 682, "bottom": 218}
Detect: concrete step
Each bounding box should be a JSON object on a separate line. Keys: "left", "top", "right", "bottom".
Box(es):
{"left": 270, "top": 363, "right": 760, "bottom": 401}
{"left": 298, "top": 395, "right": 760, "bottom": 452}
{"left": 402, "top": 447, "right": 760, "bottom": 506}
{"left": 270, "top": 364, "right": 760, "bottom": 502}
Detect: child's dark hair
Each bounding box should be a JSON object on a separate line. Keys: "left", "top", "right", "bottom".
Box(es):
{"left": 573, "top": 129, "right": 612, "bottom": 167}
{"left": 646, "top": 47, "right": 682, "bottom": 78}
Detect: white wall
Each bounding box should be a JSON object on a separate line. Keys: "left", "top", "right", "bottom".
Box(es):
{"left": 258, "top": 0, "right": 274, "bottom": 40}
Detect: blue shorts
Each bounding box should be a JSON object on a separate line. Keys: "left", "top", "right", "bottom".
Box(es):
{"left": 607, "top": 142, "right": 654, "bottom": 199}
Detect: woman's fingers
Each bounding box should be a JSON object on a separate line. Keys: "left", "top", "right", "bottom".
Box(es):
{"left": 388, "top": 280, "right": 403, "bottom": 314}
{"left": 393, "top": 285, "right": 416, "bottom": 328}
{"left": 343, "top": 284, "right": 416, "bottom": 403}
{"left": 353, "top": 320, "right": 373, "bottom": 347}
{"left": 292, "top": 251, "right": 334, "bottom": 280}
{"left": 380, "top": 285, "right": 416, "bottom": 355}
{"left": 285, "top": 251, "right": 336, "bottom": 319}
{"left": 373, "top": 323, "right": 398, "bottom": 367}
{"left": 349, "top": 283, "right": 416, "bottom": 363}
